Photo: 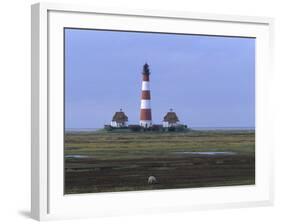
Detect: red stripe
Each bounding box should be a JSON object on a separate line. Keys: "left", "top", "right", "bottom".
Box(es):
{"left": 141, "top": 91, "right": 151, "bottom": 100}
{"left": 140, "top": 109, "right": 152, "bottom": 120}
{"left": 142, "top": 74, "right": 149, "bottom": 81}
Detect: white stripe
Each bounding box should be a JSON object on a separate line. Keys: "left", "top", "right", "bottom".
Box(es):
{"left": 140, "top": 120, "right": 152, "bottom": 127}
{"left": 142, "top": 81, "right": 150, "bottom": 91}
{"left": 140, "top": 100, "right": 151, "bottom": 109}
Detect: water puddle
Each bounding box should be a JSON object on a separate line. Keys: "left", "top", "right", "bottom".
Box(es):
{"left": 174, "top": 151, "right": 237, "bottom": 156}
{"left": 65, "top": 155, "right": 90, "bottom": 159}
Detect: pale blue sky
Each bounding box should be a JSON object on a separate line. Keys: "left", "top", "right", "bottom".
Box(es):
{"left": 65, "top": 28, "right": 255, "bottom": 128}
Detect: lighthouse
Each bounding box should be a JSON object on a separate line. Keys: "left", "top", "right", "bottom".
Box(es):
{"left": 140, "top": 63, "right": 152, "bottom": 128}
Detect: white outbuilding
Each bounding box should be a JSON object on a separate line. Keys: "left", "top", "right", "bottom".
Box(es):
{"left": 110, "top": 109, "right": 128, "bottom": 128}
{"left": 163, "top": 109, "right": 180, "bottom": 128}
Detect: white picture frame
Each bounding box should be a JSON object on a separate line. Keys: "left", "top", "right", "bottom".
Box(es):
{"left": 31, "top": 2, "right": 274, "bottom": 221}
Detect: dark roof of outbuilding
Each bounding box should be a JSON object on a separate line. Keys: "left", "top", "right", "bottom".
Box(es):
{"left": 112, "top": 111, "right": 128, "bottom": 122}
{"left": 163, "top": 112, "right": 179, "bottom": 123}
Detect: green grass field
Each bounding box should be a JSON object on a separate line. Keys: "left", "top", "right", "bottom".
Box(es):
{"left": 64, "top": 130, "right": 255, "bottom": 194}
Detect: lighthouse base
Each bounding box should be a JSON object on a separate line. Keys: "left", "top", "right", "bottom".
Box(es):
{"left": 140, "top": 120, "right": 152, "bottom": 128}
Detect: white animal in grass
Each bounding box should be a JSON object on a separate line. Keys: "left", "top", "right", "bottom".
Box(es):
{"left": 148, "top": 176, "right": 157, "bottom": 184}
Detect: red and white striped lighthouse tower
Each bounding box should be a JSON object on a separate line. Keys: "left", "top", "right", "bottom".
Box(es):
{"left": 140, "top": 63, "right": 152, "bottom": 128}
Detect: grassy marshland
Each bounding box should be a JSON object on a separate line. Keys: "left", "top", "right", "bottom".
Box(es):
{"left": 64, "top": 130, "right": 255, "bottom": 194}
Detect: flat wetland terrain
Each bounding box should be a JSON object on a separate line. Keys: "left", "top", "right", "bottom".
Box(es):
{"left": 64, "top": 130, "right": 255, "bottom": 194}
